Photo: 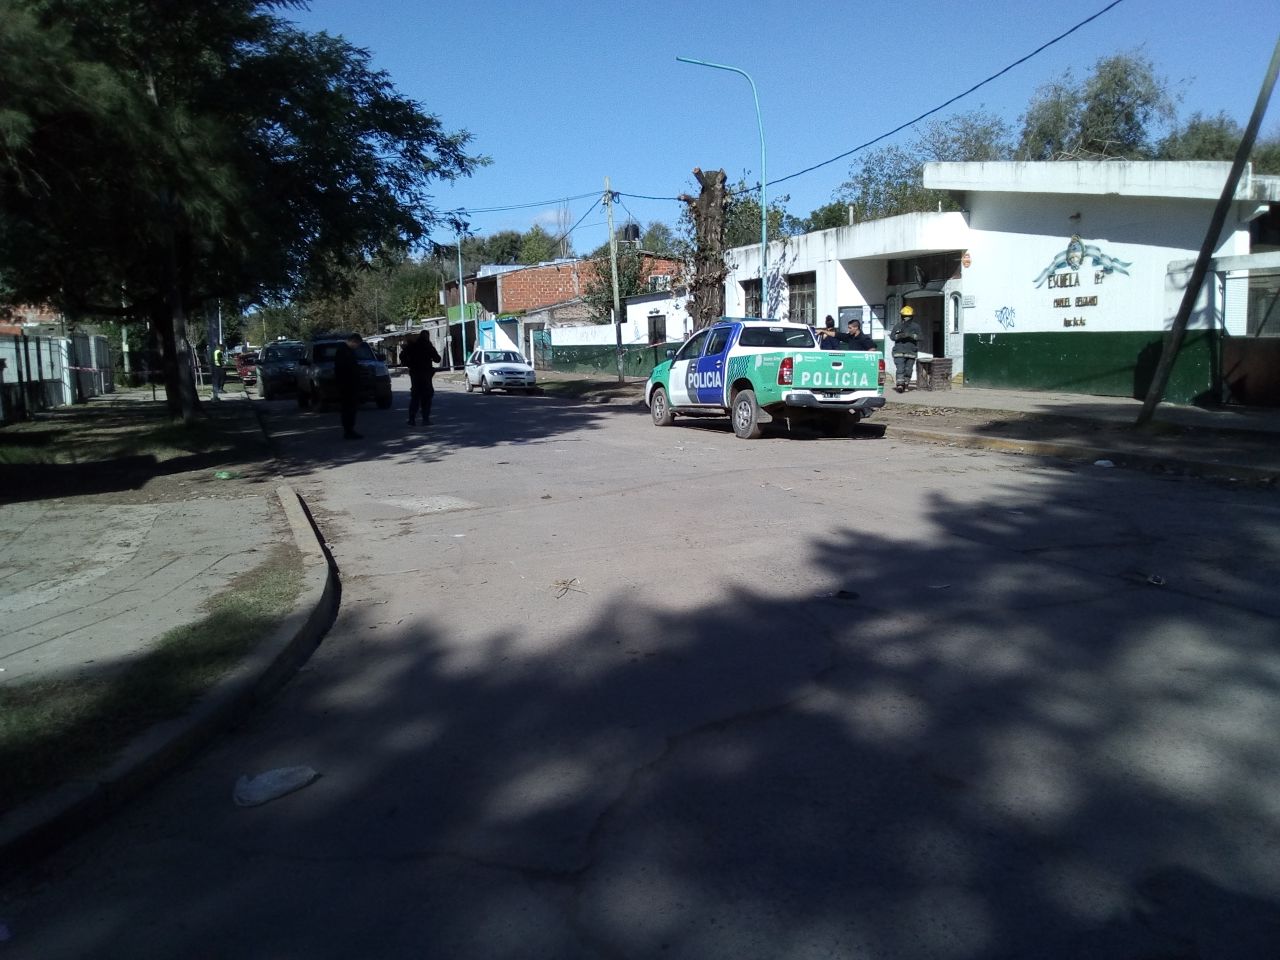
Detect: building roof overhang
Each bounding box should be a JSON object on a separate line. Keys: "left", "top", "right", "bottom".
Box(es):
{"left": 924, "top": 160, "right": 1280, "bottom": 202}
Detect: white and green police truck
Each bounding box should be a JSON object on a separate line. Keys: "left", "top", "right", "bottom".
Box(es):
{"left": 645, "top": 318, "right": 886, "bottom": 439}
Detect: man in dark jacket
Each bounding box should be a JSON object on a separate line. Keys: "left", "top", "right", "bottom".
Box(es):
{"left": 889, "top": 305, "right": 922, "bottom": 392}
{"left": 402, "top": 330, "right": 442, "bottom": 426}
{"left": 334, "top": 334, "right": 363, "bottom": 439}
{"left": 820, "top": 317, "right": 875, "bottom": 351}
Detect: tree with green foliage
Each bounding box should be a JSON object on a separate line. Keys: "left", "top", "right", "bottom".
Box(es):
{"left": 723, "top": 179, "right": 791, "bottom": 248}
{"left": 0, "top": 0, "right": 483, "bottom": 421}
{"left": 518, "top": 225, "right": 560, "bottom": 264}
{"left": 580, "top": 244, "right": 651, "bottom": 324}
{"left": 785, "top": 201, "right": 849, "bottom": 235}
{"left": 1158, "top": 112, "right": 1280, "bottom": 174}
{"left": 641, "top": 221, "right": 678, "bottom": 255}
{"left": 837, "top": 111, "right": 1012, "bottom": 222}
{"left": 1017, "top": 51, "right": 1176, "bottom": 160}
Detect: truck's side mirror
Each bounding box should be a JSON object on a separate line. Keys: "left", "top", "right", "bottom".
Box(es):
{"left": 665, "top": 348, "right": 676, "bottom": 359}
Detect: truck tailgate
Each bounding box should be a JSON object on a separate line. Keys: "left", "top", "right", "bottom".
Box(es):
{"left": 791, "top": 350, "right": 880, "bottom": 392}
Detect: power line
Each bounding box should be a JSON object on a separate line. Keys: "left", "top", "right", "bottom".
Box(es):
{"left": 443, "top": 0, "right": 1127, "bottom": 216}
{"left": 760, "top": 0, "right": 1128, "bottom": 193}
{"left": 452, "top": 190, "right": 599, "bottom": 215}
{"left": 551, "top": 197, "right": 602, "bottom": 249}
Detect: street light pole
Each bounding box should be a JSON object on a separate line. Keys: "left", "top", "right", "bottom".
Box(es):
{"left": 456, "top": 231, "right": 468, "bottom": 368}
{"left": 676, "top": 56, "right": 768, "bottom": 313}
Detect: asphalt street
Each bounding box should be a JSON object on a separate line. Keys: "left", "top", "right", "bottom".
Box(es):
{"left": 4, "top": 377, "right": 1280, "bottom": 959}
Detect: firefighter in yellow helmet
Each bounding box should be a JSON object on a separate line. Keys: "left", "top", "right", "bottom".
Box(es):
{"left": 889, "top": 304, "right": 922, "bottom": 392}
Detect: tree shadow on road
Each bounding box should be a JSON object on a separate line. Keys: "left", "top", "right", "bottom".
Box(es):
{"left": 9, "top": 463, "right": 1280, "bottom": 959}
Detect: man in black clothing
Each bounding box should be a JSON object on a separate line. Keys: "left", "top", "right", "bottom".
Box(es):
{"left": 334, "top": 334, "right": 363, "bottom": 439}
{"left": 402, "top": 330, "right": 442, "bottom": 426}
{"left": 820, "top": 317, "right": 875, "bottom": 351}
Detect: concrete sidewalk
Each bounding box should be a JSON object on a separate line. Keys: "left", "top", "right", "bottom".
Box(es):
{"left": 0, "top": 397, "right": 337, "bottom": 875}
{"left": 886, "top": 383, "right": 1280, "bottom": 436}
{"left": 878, "top": 385, "right": 1280, "bottom": 483}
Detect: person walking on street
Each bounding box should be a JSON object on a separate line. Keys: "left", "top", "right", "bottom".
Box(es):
{"left": 890, "top": 305, "right": 922, "bottom": 392}
{"left": 335, "top": 333, "right": 363, "bottom": 439}
{"left": 402, "top": 330, "right": 442, "bottom": 426}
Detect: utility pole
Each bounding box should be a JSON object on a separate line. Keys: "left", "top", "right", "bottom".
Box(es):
{"left": 456, "top": 232, "right": 469, "bottom": 369}
{"left": 603, "top": 177, "right": 624, "bottom": 384}
{"left": 1137, "top": 36, "right": 1280, "bottom": 426}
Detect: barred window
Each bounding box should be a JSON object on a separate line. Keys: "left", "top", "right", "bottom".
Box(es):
{"left": 787, "top": 272, "right": 817, "bottom": 325}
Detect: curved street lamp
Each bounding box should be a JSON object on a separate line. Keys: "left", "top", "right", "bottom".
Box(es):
{"left": 676, "top": 56, "right": 768, "bottom": 314}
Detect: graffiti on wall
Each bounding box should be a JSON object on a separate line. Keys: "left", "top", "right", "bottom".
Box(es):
{"left": 1033, "top": 235, "right": 1132, "bottom": 288}
{"left": 995, "top": 306, "right": 1016, "bottom": 330}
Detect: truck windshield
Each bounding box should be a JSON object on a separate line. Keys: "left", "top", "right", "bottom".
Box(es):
{"left": 737, "top": 326, "right": 817, "bottom": 348}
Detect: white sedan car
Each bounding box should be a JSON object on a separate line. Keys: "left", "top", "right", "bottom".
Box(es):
{"left": 464, "top": 350, "right": 538, "bottom": 394}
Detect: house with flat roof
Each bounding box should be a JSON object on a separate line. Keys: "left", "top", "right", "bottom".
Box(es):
{"left": 724, "top": 161, "right": 1280, "bottom": 404}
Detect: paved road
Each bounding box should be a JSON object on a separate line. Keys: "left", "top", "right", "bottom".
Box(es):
{"left": 5, "top": 379, "right": 1280, "bottom": 959}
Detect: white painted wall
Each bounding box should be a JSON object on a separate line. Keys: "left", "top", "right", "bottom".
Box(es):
{"left": 961, "top": 192, "right": 1249, "bottom": 335}
{"left": 548, "top": 321, "right": 647, "bottom": 347}
{"left": 622, "top": 290, "right": 693, "bottom": 343}
{"left": 725, "top": 212, "right": 969, "bottom": 324}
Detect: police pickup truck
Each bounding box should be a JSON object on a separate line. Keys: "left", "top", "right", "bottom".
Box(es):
{"left": 645, "top": 318, "right": 885, "bottom": 439}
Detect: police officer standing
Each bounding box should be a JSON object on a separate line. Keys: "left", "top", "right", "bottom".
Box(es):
{"left": 402, "top": 330, "right": 442, "bottom": 427}
{"left": 334, "top": 333, "right": 363, "bottom": 440}
{"left": 890, "top": 305, "right": 922, "bottom": 392}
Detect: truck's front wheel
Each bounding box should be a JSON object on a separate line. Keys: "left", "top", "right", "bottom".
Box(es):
{"left": 650, "top": 386, "right": 675, "bottom": 426}
{"left": 732, "top": 389, "right": 763, "bottom": 439}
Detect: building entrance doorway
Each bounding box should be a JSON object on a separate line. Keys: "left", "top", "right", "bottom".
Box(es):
{"left": 905, "top": 293, "right": 946, "bottom": 357}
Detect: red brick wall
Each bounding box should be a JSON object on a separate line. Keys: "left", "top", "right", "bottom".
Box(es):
{"left": 496, "top": 256, "right": 681, "bottom": 313}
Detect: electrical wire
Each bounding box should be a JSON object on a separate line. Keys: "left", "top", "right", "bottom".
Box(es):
{"left": 453, "top": 190, "right": 599, "bottom": 215}
{"left": 617, "top": 0, "right": 1127, "bottom": 202}
{"left": 442, "top": 0, "right": 1126, "bottom": 216}
{"left": 762, "top": 0, "right": 1127, "bottom": 191}
{"left": 550, "top": 197, "right": 602, "bottom": 249}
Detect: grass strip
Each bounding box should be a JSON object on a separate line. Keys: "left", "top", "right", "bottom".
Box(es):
{"left": 0, "top": 545, "right": 304, "bottom": 813}
{"left": 534, "top": 379, "right": 644, "bottom": 401}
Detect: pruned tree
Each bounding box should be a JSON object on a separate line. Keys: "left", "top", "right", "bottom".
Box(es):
{"left": 678, "top": 167, "right": 729, "bottom": 330}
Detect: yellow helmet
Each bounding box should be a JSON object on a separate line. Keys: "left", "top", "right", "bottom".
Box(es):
{"left": 899, "top": 304, "right": 915, "bottom": 317}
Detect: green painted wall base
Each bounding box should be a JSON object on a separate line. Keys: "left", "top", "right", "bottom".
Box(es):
{"left": 548, "top": 343, "right": 673, "bottom": 377}
{"left": 963, "top": 331, "right": 1222, "bottom": 405}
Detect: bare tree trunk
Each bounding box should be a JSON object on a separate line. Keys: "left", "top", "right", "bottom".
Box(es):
{"left": 679, "top": 167, "right": 728, "bottom": 330}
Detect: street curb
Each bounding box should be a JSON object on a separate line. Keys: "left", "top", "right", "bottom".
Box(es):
{"left": 0, "top": 485, "right": 338, "bottom": 880}
{"left": 888, "top": 425, "right": 1279, "bottom": 484}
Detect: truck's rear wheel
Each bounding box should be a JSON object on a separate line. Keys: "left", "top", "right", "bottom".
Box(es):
{"left": 650, "top": 386, "right": 674, "bottom": 426}
{"left": 732, "top": 389, "right": 763, "bottom": 439}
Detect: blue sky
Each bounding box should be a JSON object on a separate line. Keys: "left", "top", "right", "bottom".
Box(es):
{"left": 287, "top": 0, "right": 1278, "bottom": 255}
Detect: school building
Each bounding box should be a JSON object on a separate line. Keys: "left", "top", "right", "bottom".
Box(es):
{"left": 723, "top": 161, "right": 1280, "bottom": 405}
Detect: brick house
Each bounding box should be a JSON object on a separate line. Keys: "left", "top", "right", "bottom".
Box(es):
{"left": 443, "top": 253, "right": 681, "bottom": 318}
{"left": 441, "top": 252, "right": 681, "bottom": 366}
